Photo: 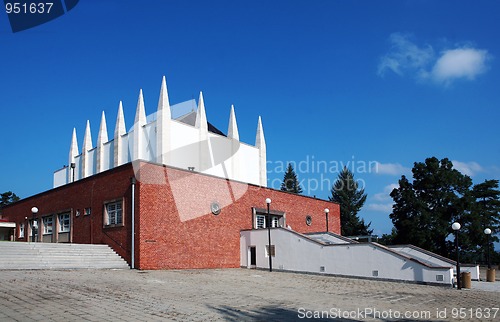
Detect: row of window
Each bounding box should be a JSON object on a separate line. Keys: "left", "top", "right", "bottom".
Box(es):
{"left": 18, "top": 200, "right": 123, "bottom": 238}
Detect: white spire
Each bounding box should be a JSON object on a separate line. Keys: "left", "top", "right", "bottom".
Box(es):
{"left": 255, "top": 116, "right": 265, "bottom": 149}
{"left": 97, "top": 111, "right": 108, "bottom": 146}
{"left": 255, "top": 116, "right": 267, "bottom": 186}
{"left": 195, "top": 91, "right": 208, "bottom": 132}
{"left": 133, "top": 90, "right": 146, "bottom": 160}
{"left": 114, "top": 101, "right": 126, "bottom": 167}
{"left": 134, "top": 89, "right": 147, "bottom": 127}
{"left": 227, "top": 105, "right": 239, "bottom": 141}
{"left": 68, "top": 128, "right": 79, "bottom": 183}
{"left": 157, "top": 76, "right": 171, "bottom": 165}
{"left": 82, "top": 120, "right": 93, "bottom": 178}
{"left": 69, "top": 127, "right": 79, "bottom": 164}
{"left": 114, "top": 101, "right": 126, "bottom": 138}
{"left": 158, "top": 76, "right": 171, "bottom": 113}
{"left": 83, "top": 120, "right": 93, "bottom": 152}
{"left": 96, "top": 111, "right": 108, "bottom": 173}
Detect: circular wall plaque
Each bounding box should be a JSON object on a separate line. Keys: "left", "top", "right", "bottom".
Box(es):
{"left": 210, "top": 202, "right": 221, "bottom": 215}
{"left": 305, "top": 215, "right": 312, "bottom": 226}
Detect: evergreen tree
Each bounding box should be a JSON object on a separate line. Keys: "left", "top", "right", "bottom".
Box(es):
{"left": 460, "top": 180, "right": 500, "bottom": 262}
{"left": 329, "top": 167, "right": 371, "bottom": 236}
{"left": 280, "top": 163, "right": 303, "bottom": 194}
{"left": 0, "top": 191, "right": 20, "bottom": 216}
{"left": 389, "top": 157, "right": 472, "bottom": 256}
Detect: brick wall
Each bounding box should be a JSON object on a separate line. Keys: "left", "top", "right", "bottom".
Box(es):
{"left": 2, "top": 164, "right": 136, "bottom": 262}
{"left": 3, "top": 161, "right": 340, "bottom": 270}
{"left": 135, "top": 162, "right": 340, "bottom": 269}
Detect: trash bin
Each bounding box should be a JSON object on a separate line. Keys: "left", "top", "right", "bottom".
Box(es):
{"left": 461, "top": 272, "right": 471, "bottom": 289}
{"left": 486, "top": 268, "right": 496, "bottom": 282}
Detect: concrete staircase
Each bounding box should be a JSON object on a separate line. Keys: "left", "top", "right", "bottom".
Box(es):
{"left": 0, "top": 242, "right": 130, "bottom": 270}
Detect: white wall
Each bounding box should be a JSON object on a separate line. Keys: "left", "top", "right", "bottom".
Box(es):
{"left": 56, "top": 111, "right": 262, "bottom": 187}
{"left": 241, "top": 228, "right": 454, "bottom": 286}
{"left": 390, "top": 246, "right": 480, "bottom": 280}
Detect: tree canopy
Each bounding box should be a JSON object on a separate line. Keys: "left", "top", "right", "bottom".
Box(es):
{"left": 329, "top": 167, "right": 371, "bottom": 236}
{"left": 389, "top": 157, "right": 500, "bottom": 260}
{"left": 0, "top": 191, "right": 20, "bottom": 216}
{"left": 280, "top": 163, "right": 303, "bottom": 194}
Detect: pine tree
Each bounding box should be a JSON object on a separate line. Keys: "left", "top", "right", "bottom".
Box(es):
{"left": 389, "top": 157, "right": 472, "bottom": 256}
{"left": 329, "top": 167, "right": 371, "bottom": 236}
{"left": 280, "top": 163, "right": 303, "bottom": 194}
{"left": 0, "top": 191, "right": 20, "bottom": 216}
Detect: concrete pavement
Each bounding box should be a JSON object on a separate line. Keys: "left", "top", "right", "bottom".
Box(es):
{"left": 0, "top": 268, "right": 498, "bottom": 321}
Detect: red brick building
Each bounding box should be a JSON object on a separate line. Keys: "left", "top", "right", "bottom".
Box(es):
{"left": 2, "top": 161, "right": 340, "bottom": 269}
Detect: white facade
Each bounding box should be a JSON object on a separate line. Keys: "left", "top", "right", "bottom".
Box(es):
{"left": 240, "top": 228, "right": 454, "bottom": 286}
{"left": 54, "top": 76, "right": 267, "bottom": 187}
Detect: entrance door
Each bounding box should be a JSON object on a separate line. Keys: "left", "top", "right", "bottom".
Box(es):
{"left": 249, "top": 246, "right": 256, "bottom": 268}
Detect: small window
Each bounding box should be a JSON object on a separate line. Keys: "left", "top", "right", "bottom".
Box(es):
{"left": 59, "top": 213, "right": 70, "bottom": 233}
{"left": 43, "top": 216, "right": 53, "bottom": 235}
{"left": 84, "top": 207, "right": 91, "bottom": 216}
{"left": 271, "top": 216, "right": 279, "bottom": 228}
{"left": 320, "top": 266, "right": 325, "bottom": 272}
{"left": 372, "top": 270, "right": 379, "bottom": 277}
{"left": 436, "top": 275, "right": 444, "bottom": 282}
{"left": 256, "top": 215, "right": 265, "bottom": 229}
{"left": 265, "top": 245, "right": 275, "bottom": 257}
{"left": 105, "top": 200, "right": 123, "bottom": 226}
{"left": 19, "top": 223, "right": 24, "bottom": 238}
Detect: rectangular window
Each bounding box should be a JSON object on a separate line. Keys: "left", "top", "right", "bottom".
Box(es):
{"left": 265, "top": 245, "right": 276, "bottom": 257}
{"left": 256, "top": 215, "right": 265, "bottom": 229}
{"left": 105, "top": 201, "right": 123, "bottom": 226}
{"left": 84, "top": 207, "right": 91, "bottom": 216}
{"left": 271, "top": 216, "right": 279, "bottom": 228}
{"left": 59, "top": 213, "right": 70, "bottom": 233}
{"left": 19, "top": 223, "right": 24, "bottom": 238}
{"left": 43, "top": 216, "right": 53, "bottom": 235}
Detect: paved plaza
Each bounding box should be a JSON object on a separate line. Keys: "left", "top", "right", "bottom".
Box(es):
{"left": 0, "top": 268, "right": 498, "bottom": 321}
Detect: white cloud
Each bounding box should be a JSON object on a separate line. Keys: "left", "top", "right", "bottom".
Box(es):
{"left": 378, "top": 33, "right": 492, "bottom": 86}
{"left": 371, "top": 162, "right": 410, "bottom": 176}
{"left": 431, "top": 48, "right": 490, "bottom": 85}
{"left": 366, "top": 203, "right": 393, "bottom": 213}
{"left": 378, "top": 33, "right": 434, "bottom": 77}
{"left": 452, "top": 160, "right": 484, "bottom": 177}
{"left": 373, "top": 183, "right": 399, "bottom": 201}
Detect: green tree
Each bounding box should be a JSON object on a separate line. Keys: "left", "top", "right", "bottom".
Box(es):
{"left": 459, "top": 180, "right": 500, "bottom": 262}
{"left": 0, "top": 191, "right": 20, "bottom": 216}
{"left": 280, "top": 163, "right": 303, "bottom": 194}
{"left": 329, "top": 167, "right": 371, "bottom": 236}
{"left": 389, "top": 157, "right": 472, "bottom": 256}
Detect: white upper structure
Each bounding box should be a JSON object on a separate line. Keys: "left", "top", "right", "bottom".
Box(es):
{"left": 53, "top": 76, "right": 267, "bottom": 187}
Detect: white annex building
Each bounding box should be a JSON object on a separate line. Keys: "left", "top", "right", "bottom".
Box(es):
{"left": 54, "top": 76, "right": 267, "bottom": 188}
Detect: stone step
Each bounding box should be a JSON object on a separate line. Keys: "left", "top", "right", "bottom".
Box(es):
{"left": 0, "top": 242, "right": 130, "bottom": 270}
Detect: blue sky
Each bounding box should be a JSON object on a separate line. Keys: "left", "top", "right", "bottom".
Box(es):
{"left": 1, "top": 1, "right": 499, "bottom": 238}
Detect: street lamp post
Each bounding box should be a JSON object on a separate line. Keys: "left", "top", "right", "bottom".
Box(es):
{"left": 266, "top": 198, "right": 272, "bottom": 272}
{"left": 70, "top": 162, "right": 76, "bottom": 182}
{"left": 484, "top": 228, "right": 492, "bottom": 269}
{"left": 31, "top": 207, "right": 38, "bottom": 242}
{"left": 324, "top": 208, "right": 329, "bottom": 232}
{"left": 452, "top": 222, "right": 461, "bottom": 290}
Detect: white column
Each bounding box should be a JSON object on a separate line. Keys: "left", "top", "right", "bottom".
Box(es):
{"left": 255, "top": 116, "right": 267, "bottom": 187}
{"left": 114, "top": 101, "right": 126, "bottom": 167}
{"left": 96, "top": 111, "right": 108, "bottom": 173}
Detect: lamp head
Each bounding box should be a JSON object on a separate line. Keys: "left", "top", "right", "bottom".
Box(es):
{"left": 31, "top": 207, "right": 38, "bottom": 214}
{"left": 452, "top": 222, "right": 461, "bottom": 231}
{"left": 484, "top": 228, "right": 492, "bottom": 235}
{"left": 324, "top": 208, "right": 329, "bottom": 214}
{"left": 265, "top": 198, "right": 271, "bottom": 205}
